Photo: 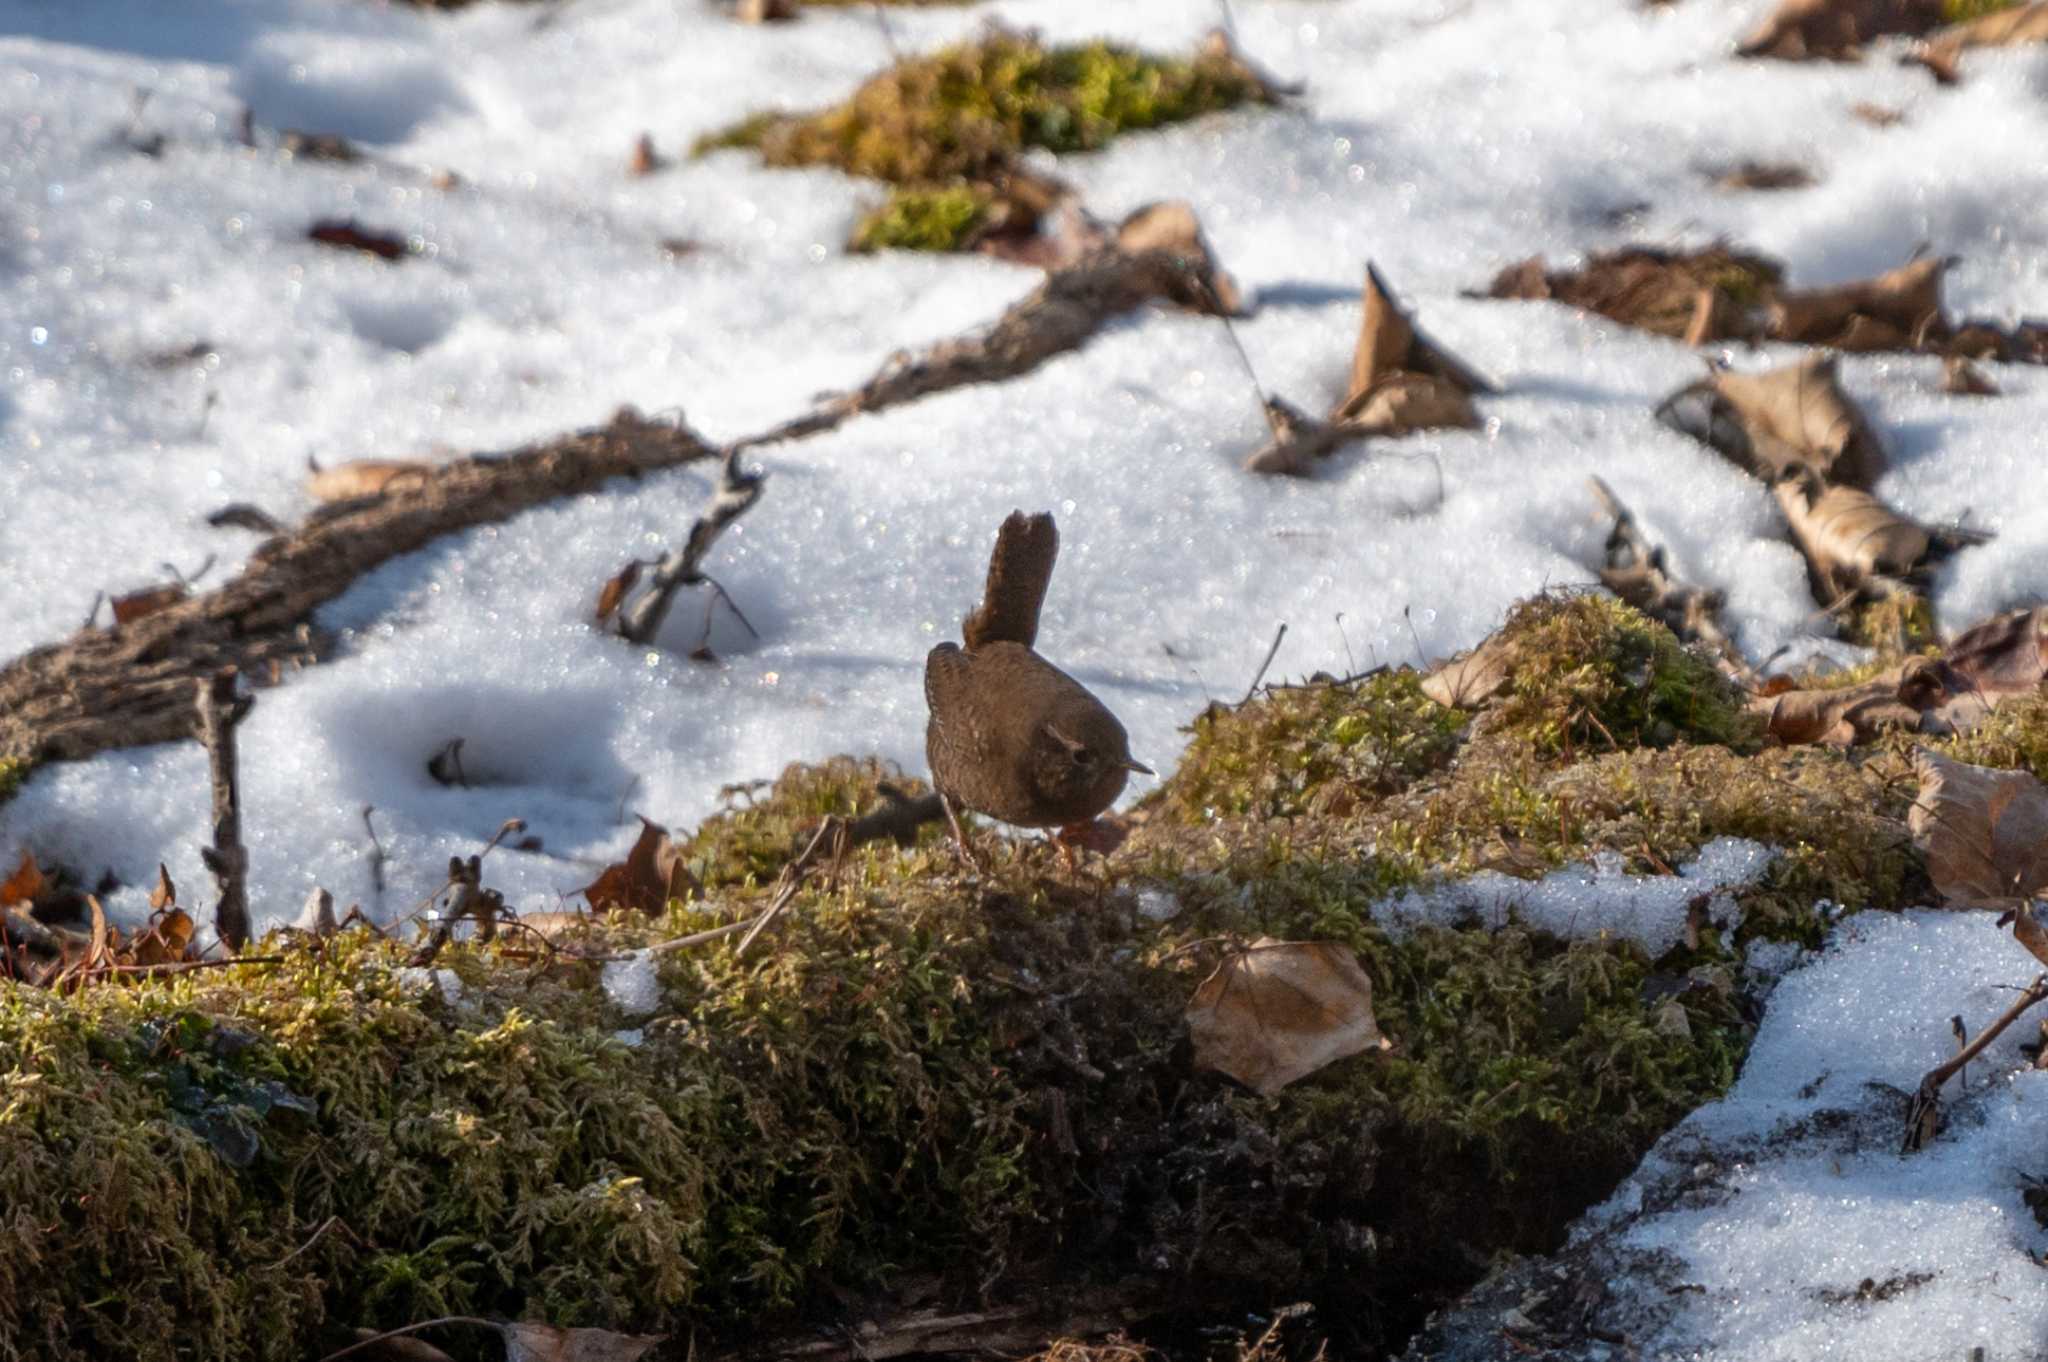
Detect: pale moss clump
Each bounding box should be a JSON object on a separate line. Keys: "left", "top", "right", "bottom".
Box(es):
{"left": 678, "top": 754, "right": 937, "bottom": 887}
{"left": 1478, "top": 593, "right": 1762, "bottom": 756}
{"left": 850, "top": 184, "right": 994, "bottom": 253}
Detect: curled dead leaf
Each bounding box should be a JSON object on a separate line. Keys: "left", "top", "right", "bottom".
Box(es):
{"left": 578, "top": 816, "right": 701, "bottom": 916}
{"left": 1185, "top": 938, "right": 1391, "bottom": 1096}
{"left": 1421, "top": 632, "right": 1520, "bottom": 709}
{"left": 0, "top": 851, "right": 45, "bottom": 909}
{"left": 1335, "top": 371, "right": 1477, "bottom": 436}
{"left": 1486, "top": 244, "right": 1783, "bottom": 342}
{"left": 1657, "top": 353, "right": 1885, "bottom": 489}
{"left": 308, "top": 459, "right": 432, "bottom": 503}
{"left": 1773, "top": 469, "right": 1930, "bottom": 595}
{"left": 1242, "top": 397, "right": 1359, "bottom": 477}
{"left": 1766, "top": 254, "right": 1947, "bottom": 348}
{"left": 1909, "top": 750, "right": 2048, "bottom": 907}
{"left": 1942, "top": 356, "right": 2000, "bottom": 396}
{"left": 1114, "top": 201, "right": 1241, "bottom": 316}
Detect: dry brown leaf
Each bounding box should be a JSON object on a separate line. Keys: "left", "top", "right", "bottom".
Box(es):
{"left": 578, "top": 816, "right": 701, "bottom": 916}
{"left": 1486, "top": 244, "right": 1783, "bottom": 341}
{"left": 1998, "top": 901, "right": 2048, "bottom": 969}
{"left": 149, "top": 862, "right": 176, "bottom": 912}
{"left": 1241, "top": 397, "right": 1360, "bottom": 477}
{"left": 111, "top": 583, "right": 189, "bottom": 626}
{"left": 0, "top": 851, "right": 44, "bottom": 909}
{"left": 1767, "top": 254, "right": 1947, "bottom": 346}
{"left": 1113, "top": 201, "right": 1241, "bottom": 316}
{"left": 512, "top": 911, "right": 600, "bottom": 942}
{"left": 1909, "top": 750, "right": 2048, "bottom": 907}
{"left": 1910, "top": 1, "right": 2048, "bottom": 81}
{"left": 307, "top": 220, "right": 408, "bottom": 261}
{"left": 129, "top": 906, "right": 195, "bottom": 967}
{"left": 1421, "top": 632, "right": 1520, "bottom": 709}
{"left": 1851, "top": 100, "right": 1907, "bottom": 126}
{"left": 1737, "top": 0, "right": 1947, "bottom": 61}
{"left": 1185, "top": 938, "right": 1391, "bottom": 1096}
{"left": 1335, "top": 372, "right": 1477, "bottom": 436}
{"left": 1341, "top": 262, "right": 1491, "bottom": 410}
{"left": 1659, "top": 353, "right": 1886, "bottom": 489}
{"left": 308, "top": 459, "right": 431, "bottom": 503}
{"left": 1759, "top": 607, "right": 2047, "bottom": 745}
{"left": 502, "top": 1323, "right": 665, "bottom": 1362}
{"left": 1943, "top": 355, "right": 2001, "bottom": 396}
{"left": 1773, "top": 470, "right": 1930, "bottom": 595}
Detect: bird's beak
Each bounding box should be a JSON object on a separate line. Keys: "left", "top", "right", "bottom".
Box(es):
{"left": 1122, "top": 757, "right": 1155, "bottom": 776}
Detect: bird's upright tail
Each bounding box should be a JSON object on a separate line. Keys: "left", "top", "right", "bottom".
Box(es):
{"left": 962, "top": 510, "right": 1059, "bottom": 650}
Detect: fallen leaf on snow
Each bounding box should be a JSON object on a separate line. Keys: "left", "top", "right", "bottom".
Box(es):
{"left": 111, "top": 582, "right": 189, "bottom": 626}
{"left": 1909, "top": 750, "right": 2048, "bottom": 907}
{"left": 1709, "top": 160, "right": 1816, "bottom": 192}
{"left": 1114, "top": 200, "right": 1241, "bottom": 316}
{"left": 1656, "top": 353, "right": 1886, "bottom": 489}
{"left": 1485, "top": 243, "right": 1783, "bottom": 341}
{"left": 1185, "top": 938, "right": 1391, "bottom": 1096}
{"left": 306, "top": 220, "right": 408, "bottom": 261}
{"left": 0, "top": 851, "right": 44, "bottom": 908}
{"left": 1766, "top": 253, "right": 1947, "bottom": 349}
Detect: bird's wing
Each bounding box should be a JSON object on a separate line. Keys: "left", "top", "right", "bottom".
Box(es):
{"left": 924, "top": 641, "right": 973, "bottom": 712}
{"left": 961, "top": 511, "right": 1058, "bottom": 651}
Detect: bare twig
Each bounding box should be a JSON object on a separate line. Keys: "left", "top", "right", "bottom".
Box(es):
{"left": 196, "top": 668, "right": 251, "bottom": 952}
{"left": 361, "top": 805, "right": 386, "bottom": 908}
{"left": 1586, "top": 475, "right": 1756, "bottom": 684}
{"left": 613, "top": 446, "right": 767, "bottom": 649}
{"left": 1902, "top": 973, "right": 2048, "bottom": 1152}
{"left": 1240, "top": 622, "right": 1288, "bottom": 704}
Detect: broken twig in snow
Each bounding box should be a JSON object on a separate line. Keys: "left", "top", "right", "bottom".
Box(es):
{"left": 1586, "top": 476, "right": 1755, "bottom": 683}
{"left": 602, "top": 446, "right": 767, "bottom": 653}
{"left": 1902, "top": 973, "right": 2048, "bottom": 1152}
{"left": 196, "top": 668, "right": 252, "bottom": 952}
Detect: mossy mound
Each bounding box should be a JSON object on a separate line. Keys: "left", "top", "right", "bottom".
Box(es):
{"left": 695, "top": 31, "right": 1272, "bottom": 252}
{"left": 2, "top": 747, "right": 1749, "bottom": 1360}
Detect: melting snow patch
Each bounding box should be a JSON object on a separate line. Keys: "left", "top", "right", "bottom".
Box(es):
{"left": 602, "top": 950, "right": 661, "bottom": 1017}
{"left": 1376, "top": 837, "right": 1774, "bottom": 955}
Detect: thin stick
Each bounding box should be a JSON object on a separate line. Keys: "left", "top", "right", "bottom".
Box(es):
{"left": 1903, "top": 973, "right": 2048, "bottom": 1152}
{"left": 317, "top": 1316, "right": 497, "bottom": 1362}
{"left": 196, "top": 669, "right": 251, "bottom": 952}
{"left": 736, "top": 818, "right": 841, "bottom": 959}
{"left": 1239, "top": 622, "right": 1287, "bottom": 704}
{"left": 102, "top": 955, "right": 285, "bottom": 977}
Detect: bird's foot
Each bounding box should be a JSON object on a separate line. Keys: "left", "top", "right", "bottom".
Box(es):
{"left": 1052, "top": 818, "right": 1129, "bottom": 874}
{"left": 940, "top": 793, "right": 988, "bottom": 876}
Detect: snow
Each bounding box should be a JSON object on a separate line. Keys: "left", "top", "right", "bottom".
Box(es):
{"left": 1377, "top": 836, "right": 1775, "bottom": 956}
{"left": 1577, "top": 911, "right": 2048, "bottom": 1360}
{"left": 5, "top": 0, "right": 2048, "bottom": 1352}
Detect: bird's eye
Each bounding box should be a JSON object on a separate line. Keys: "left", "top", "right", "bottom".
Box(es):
{"left": 1074, "top": 748, "right": 1095, "bottom": 767}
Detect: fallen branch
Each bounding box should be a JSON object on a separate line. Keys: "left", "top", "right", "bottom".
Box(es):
{"left": 196, "top": 669, "right": 252, "bottom": 952}
{"left": 0, "top": 407, "right": 716, "bottom": 767}
{"left": 741, "top": 244, "right": 1221, "bottom": 449}
{"left": 1902, "top": 972, "right": 2048, "bottom": 1152}
{"left": 1585, "top": 477, "right": 1755, "bottom": 683}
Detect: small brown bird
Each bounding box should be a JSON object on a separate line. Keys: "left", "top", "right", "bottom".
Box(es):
{"left": 926, "top": 511, "right": 1152, "bottom": 869}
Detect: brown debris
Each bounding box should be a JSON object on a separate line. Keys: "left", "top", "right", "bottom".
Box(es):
{"left": 1908, "top": 1, "right": 2048, "bottom": 82}
{"left": 1185, "top": 938, "right": 1392, "bottom": 1096}
{"left": 1736, "top": 0, "right": 1948, "bottom": 61}
{"left": 1850, "top": 100, "right": 1907, "bottom": 126}
{"left": 307, "top": 220, "right": 409, "bottom": 261}
{"left": 0, "top": 407, "right": 717, "bottom": 768}
{"left": 1485, "top": 243, "right": 1783, "bottom": 341}
{"left": 578, "top": 816, "right": 702, "bottom": 917}
{"left": 1585, "top": 476, "right": 1752, "bottom": 682}
{"left": 734, "top": 0, "right": 798, "bottom": 21}
{"left": 308, "top": 458, "right": 433, "bottom": 504}
{"left": 1241, "top": 396, "right": 1363, "bottom": 477}
{"left": 1709, "top": 161, "right": 1816, "bottom": 192}
{"left": 1420, "top": 632, "right": 1520, "bottom": 709}
{"left": 1757, "top": 606, "right": 2048, "bottom": 744}
{"left": 1908, "top": 750, "right": 2048, "bottom": 907}
{"left": 1657, "top": 353, "right": 1887, "bottom": 489}
{"left": 1942, "top": 356, "right": 2001, "bottom": 396}
{"left": 1767, "top": 253, "right": 1948, "bottom": 349}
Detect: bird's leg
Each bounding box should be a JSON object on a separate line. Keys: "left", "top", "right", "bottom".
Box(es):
{"left": 940, "top": 792, "right": 986, "bottom": 874}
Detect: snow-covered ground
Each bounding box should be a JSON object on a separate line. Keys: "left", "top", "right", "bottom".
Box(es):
{"left": 4, "top": 1, "right": 2047, "bottom": 1354}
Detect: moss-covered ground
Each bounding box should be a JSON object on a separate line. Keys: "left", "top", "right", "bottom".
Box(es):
{"left": 694, "top": 31, "right": 1274, "bottom": 252}
{"left": 10, "top": 594, "right": 2046, "bottom": 1359}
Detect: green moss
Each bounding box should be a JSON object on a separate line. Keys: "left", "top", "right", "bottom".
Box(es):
{"left": 694, "top": 32, "right": 1268, "bottom": 187}
{"left": 1943, "top": 0, "right": 2019, "bottom": 20}
{"left": 1155, "top": 671, "right": 1464, "bottom": 825}
{"left": 678, "top": 755, "right": 940, "bottom": 889}
{"left": 1935, "top": 690, "right": 2048, "bottom": 781}
{"left": 0, "top": 758, "right": 28, "bottom": 808}
{"left": 850, "top": 184, "right": 994, "bottom": 252}
{"left": 1478, "top": 594, "right": 1762, "bottom": 756}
